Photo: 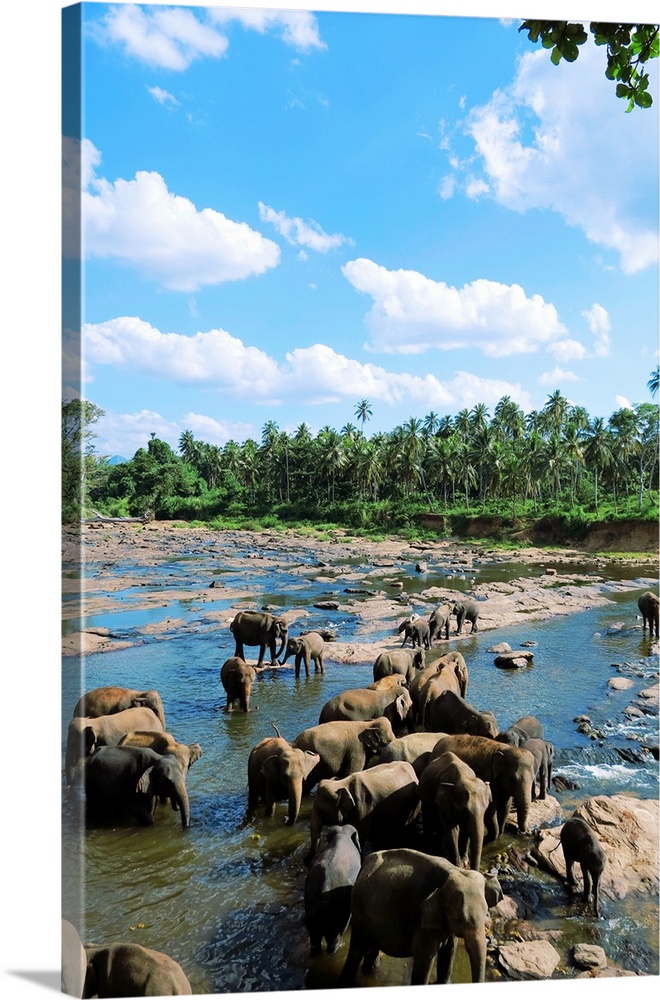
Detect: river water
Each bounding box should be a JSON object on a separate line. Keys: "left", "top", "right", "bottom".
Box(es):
{"left": 62, "top": 545, "right": 659, "bottom": 992}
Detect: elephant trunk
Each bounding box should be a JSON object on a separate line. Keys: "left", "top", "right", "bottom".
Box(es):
{"left": 468, "top": 811, "right": 485, "bottom": 871}
{"left": 172, "top": 782, "right": 190, "bottom": 828}
{"left": 279, "top": 646, "right": 292, "bottom": 667}
{"left": 276, "top": 628, "right": 288, "bottom": 660}
{"left": 286, "top": 776, "right": 303, "bottom": 825}
{"left": 463, "top": 926, "right": 486, "bottom": 983}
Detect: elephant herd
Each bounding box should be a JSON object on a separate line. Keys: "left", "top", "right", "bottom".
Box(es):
{"left": 63, "top": 686, "right": 203, "bottom": 995}
{"left": 233, "top": 607, "right": 607, "bottom": 988}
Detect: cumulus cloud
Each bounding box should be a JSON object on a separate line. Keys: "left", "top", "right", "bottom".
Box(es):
{"left": 341, "top": 257, "right": 566, "bottom": 356}
{"left": 538, "top": 367, "right": 582, "bottom": 386}
{"left": 547, "top": 339, "right": 587, "bottom": 362}
{"left": 258, "top": 202, "right": 352, "bottom": 253}
{"left": 463, "top": 42, "right": 658, "bottom": 273}
{"left": 96, "top": 409, "right": 184, "bottom": 458}
{"left": 180, "top": 412, "right": 255, "bottom": 445}
{"left": 97, "top": 4, "right": 229, "bottom": 70}
{"left": 147, "top": 85, "right": 178, "bottom": 106}
{"left": 80, "top": 141, "right": 279, "bottom": 289}
{"left": 614, "top": 395, "right": 633, "bottom": 411}
{"left": 582, "top": 303, "right": 611, "bottom": 357}
{"left": 83, "top": 315, "right": 531, "bottom": 413}
{"left": 208, "top": 8, "right": 326, "bottom": 51}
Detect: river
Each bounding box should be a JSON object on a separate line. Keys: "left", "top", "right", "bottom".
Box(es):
{"left": 62, "top": 538, "right": 659, "bottom": 992}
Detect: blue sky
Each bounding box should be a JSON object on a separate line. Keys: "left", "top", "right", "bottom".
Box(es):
{"left": 63, "top": 2, "right": 659, "bottom": 458}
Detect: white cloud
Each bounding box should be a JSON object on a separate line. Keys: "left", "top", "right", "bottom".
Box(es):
{"left": 208, "top": 8, "right": 326, "bottom": 52}
{"left": 538, "top": 367, "right": 582, "bottom": 385}
{"left": 98, "top": 4, "right": 229, "bottom": 70}
{"left": 582, "top": 303, "right": 611, "bottom": 357}
{"left": 547, "top": 339, "right": 587, "bottom": 362}
{"left": 438, "top": 175, "right": 456, "bottom": 200}
{"left": 258, "top": 202, "right": 352, "bottom": 253}
{"left": 96, "top": 409, "right": 184, "bottom": 458}
{"left": 464, "top": 177, "right": 489, "bottom": 199}
{"left": 81, "top": 142, "right": 279, "bottom": 289}
{"left": 147, "top": 85, "right": 178, "bottom": 106}
{"left": 614, "top": 395, "right": 633, "bottom": 410}
{"left": 342, "top": 257, "right": 566, "bottom": 356}
{"left": 180, "top": 412, "right": 255, "bottom": 445}
{"left": 83, "top": 315, "right": 531, "bottom": 414}
{"left": 464, "top": 42, "right": 658, "bottom": 273}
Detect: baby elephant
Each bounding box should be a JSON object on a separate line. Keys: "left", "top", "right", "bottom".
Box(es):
{"left": 560, "top": 815, "right": 606, "bottom": 916}
{"left": 220, "top": 656, "right": 256, "bottom": 712}
{"left": 401, "top": 619, "right": 430, "bottom": 649}
{"left": 279, "top": 632, "right": 325, "bottom": 677}
{"left": 85, "top": 942, "right": 192, "bottom": 995}
{"left": 304, "top": 824, "right": 362, "bottom": 955}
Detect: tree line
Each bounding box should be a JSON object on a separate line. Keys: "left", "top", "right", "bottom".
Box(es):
{"left": 63, "top": 382, "right": 659, "bottom": 535}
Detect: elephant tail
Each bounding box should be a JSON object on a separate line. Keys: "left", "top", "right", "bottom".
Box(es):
{"left": 271, "top": 722, "right": 283, "bottom": 738}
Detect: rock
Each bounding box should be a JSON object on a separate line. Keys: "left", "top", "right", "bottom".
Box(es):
{"left": 384, "top": 580, "right": 404, "bottom": 589}
{"left": 531, "top": 795, "right": 660, "bottom": 901}
{"left": 313, "top": 601, "right": 340, "bottom": 611}
{"left": 497, "top": 940, "right": 561, "bottom": 980}
{"left": 494, "top": 651, "right": 533, "bottom": 669}
{"left": 506, "top": 795, "right": 561, "bottom": 832}
{"left": 573, "top": 944, "right": 607, "bottom": 970}
{"left": 520, "top": 640, "right": 538, "bottom": 647}
{"left": 607, "top": 677, "right": 634, "bottom": 690}
{"left": 573, "top": 715, "right": 591, "bottom": 724}
{"left": 491, "top": 895, "right": 519, "bottom": 920}
{"left": 488, "top": 642, "right": 512, "bottom": 654}
{"left": 545, "top": 568, "right": 557, "bottom": 576}
{"left": 623, "top": 705, "right": 645, "bottom": 718}
{"left": 552, "top": 774, "right": 580, "bottom": 791}
{"left": 343, "top": 588, "right": 375, "bottom": 595}
{"left": 415, "top": 562, "right": 428, "bottom": 573}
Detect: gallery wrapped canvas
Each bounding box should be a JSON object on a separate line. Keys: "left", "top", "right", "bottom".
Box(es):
{"left": 62, "top": 2, "right": 659, "bottom": 997}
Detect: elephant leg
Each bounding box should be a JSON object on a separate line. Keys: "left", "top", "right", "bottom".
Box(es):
{"left": 326, "top": 933, "right": 341, "bottom": 955}
{"left": 361, "top": 945, "right": 380, "bottom": 973}
{"left": 234, "top": 639, "right": 245, "bottom": 659}
{"left": 591, "top": 871, "right": 601, "bottom": 916}
{"left": 565, "top": 856, "right": 578, "bottom": 891}
{"left": 294, "top": 654, "right": 302, "bottom": 679}
{"left": 410, "top": 932, "right": 435, "bottom": 985}
{"left": 303, "top": 652, "right": 311, "bottom": 677}
{"left": 463, "top": 926, "right": 486, "bottom": 983}
{"left": 446, "top": 825, "right": 461, "bottom": 866}
{"left": 538, "top": 763, "right": 547, "bottom": 800}
{"left": 263, "top": 788, "right": 277, "bottom": 818}
{"left": 268, "top": 637, "right": 279, "bottom": 666}
{"left": 338, "top": 931, "right": 369, "bottom": 986}
{"left": 581, "top": 863, "right": 592, "bottom": 901}
{"left": 436, "top": 935, "right": 456, "bottom": 984}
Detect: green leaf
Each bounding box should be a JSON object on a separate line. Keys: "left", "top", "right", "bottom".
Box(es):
{"left": 616, "top": 82, "right": 632, "bottom": 98}
{"left": 550, "top": 46, "right": 562, "bottom": 66}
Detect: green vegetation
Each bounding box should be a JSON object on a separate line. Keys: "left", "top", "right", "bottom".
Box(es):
{"left": 64, "top": 389, "right": 659, "bottom": 546}
{"left": 519, "top": 21, "right": 659, "bottom": 111}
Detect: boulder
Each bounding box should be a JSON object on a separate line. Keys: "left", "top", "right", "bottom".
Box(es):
{"left": 497, "top": 940, "right": 561, "bottom": 980}
{"left": 494, "top": 651, "right": 533, "bottom": 669}
{"left": 415, "top": 562, "right": 428, "bottom": 573}
{"left": 532, "top": 795, "right": 660, "bottom": 900}
{"left": 487, "top": 642, "right": 512, "bottom": 654}
{"left": 573, "top": 944, "right": 607, "bottom": 970}
{"left": 607, "top": 676, "right": 634, "bottom": 691}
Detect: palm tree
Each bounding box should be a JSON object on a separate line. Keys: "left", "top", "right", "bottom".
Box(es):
{"left": 354, "top": 399, "right": 373, "bottom": 435}
{"left": 423, "top": 411, "right": 440, "bottom": 438}
{"left": 648, "top": 366, "right": 659, "bottom": 398}
{"left": 585, "top": 417, "right": 613, "bottom": 513}
{"left": 542, "top": 390, "right": 569, "bottom": 438}
{"left": 316, "top": 426, "right": 345, "bottom": 502}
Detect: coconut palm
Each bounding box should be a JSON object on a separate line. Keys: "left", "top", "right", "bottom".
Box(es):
{"left": 648, "top": 366, "right": 659, "bottom": 398}
{"left": 584, "top": 417, "right": 613, "bottom": 514}
{"left": 354, "top": 399, "right": 373, "bottom": 435}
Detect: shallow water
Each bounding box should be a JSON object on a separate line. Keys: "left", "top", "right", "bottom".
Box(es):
{"left": 62, "top": 553, "right": 659, "bottom": 992}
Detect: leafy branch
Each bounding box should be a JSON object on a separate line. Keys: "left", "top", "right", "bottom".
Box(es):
{"left": 519, "top": 21, "right": 659, "bottom": 111}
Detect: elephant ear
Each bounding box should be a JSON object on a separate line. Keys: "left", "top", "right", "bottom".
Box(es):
{"left": 301, "top": 750, "right": 320, "bottom": 778}
{"left": 336, "top": 788, "right": 356, "bottom": 824}
{"left": 83, "top": 727, "right": 97, "bottom": 756}
{"left": 136, "top": 766, "right": 156, "bottom": 796}
{"left": 187, "top": 743, "right": 203, "bottom": 767}
{"left": 261, "top": 754, "right": 281, "bottom": 782}
{"left": 359, "top": 729, "right": 382, "bottom": 753}
{"left": 420, "top": 888, "right": 445, "bottom": 932}
{"left": 492, "top": 750, "right": 506, "bottom": 777}
{"left": 395, "top": 694, "right": 410, "bottom": 721}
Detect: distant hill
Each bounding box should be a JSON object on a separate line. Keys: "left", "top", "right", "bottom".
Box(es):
{"left": 106, "top": 455, "right": 128, "bottom": 466}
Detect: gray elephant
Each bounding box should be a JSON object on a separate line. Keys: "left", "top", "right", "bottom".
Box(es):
{"left": 83, "top": 744, "right": 192, "bottom": 827}
{"left": 307, "top": 760, "right": 420, "bottom": 861}
{"left": 279, "top": 632, "right": 325, "bottom": 677}
{"left": 118, "top": 731, "right": 203, "bottom": 772}
{"left": 524, "top": 737, "right": 554, "bottom": 800}
{"left": 319, "top": 685, "right": 414, "bottom": 736}
{"left": 397, "top": 614, "right": 419, "bottom": 636}
{"left": 246, "top": 736, "right": 320, "bottom": 824}
{"left": 368, "top": 675, "right": 411, "bottom": 691}
{"left": 84, "top": 942, "right": 192, "bottom": 996}
{"left": 401, "top": 618, "right": 430, "bottom": 649}
{"left": 428, "top": 603, "right": 452, "bottom": 643}
{"left": 304, "top": 824, "right": 362, "bottom": 955}
{"left": 418, "top": 665, "right": 464, "bottom": 730}
{"left": 425, "top": 689, "right": 499, "bottom": 739}
{"left": 72, "top": 686, "right": 166, "bottom": 729}
{"left": 419, "top": 751, "right": 491, "bottom": 871}
{"left": 229, "top": 610, "right": 288, "bottom": 666}
{"left": 560, "top": 814, "right": 606, "bottom": 916}
{"left": 366, "top": 732, "right": 445, "bottom": 777}
{"left": 62, "top": 919, "right": 87, "bottom": 998}
{"left": 372, "top": 648, "right": 424, "bottom": 686}
{"left": 452, "top": 600, "right": 479, "bottom": 635}
{"left": 65, "top": 706, "right": 164, "bottom": 784}
{"left": 338, "top": 848, "right": 502, "bottom": 986}
{"left": 638, "top": 590, "right": 659, "bottom": 638}
{"left": 495, "top": 714, "right": 544, "bottom": 747}
{"left": 220, "top": 656, "right": 256, "bottom": 712}
{"left": 429, "top": 734, "right": 535, "bottom": 839}
{"left": 292, "top": 717, "right": 396, "bottom": 787}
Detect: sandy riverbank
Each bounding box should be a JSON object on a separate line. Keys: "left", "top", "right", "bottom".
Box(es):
{"left": 61, "top": 522, "right": 659, "bottom": 661}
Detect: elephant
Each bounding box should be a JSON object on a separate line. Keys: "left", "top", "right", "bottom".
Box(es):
{"left": 62, "top": 919, "right": 87, "bottom": 998}
{"left": 338, "top": 848, "right": 503, "bottom": 986}
{"left": 523, "top": 737, "right": 554, "bottom": 800}
{"left": 451, "top": 600, "right": 479, "bottom": 635}
{"left": 229, "top": 610, "right": 288, "bottom": 666}
{"left": 304, "top": 824, "right": 362, "bottom": 956}
{"left": 83, "top": 744, "right": 192, "bottom": 828}
{"left": 428, "top": 603, "right": 452, "bottom": 643}
{"left": 118, "top": 731, "right": 203, "bottom": 772}
{"left": 401, "top": 618, "right": 430, "bottom": 649}
{"left": 319, "top": 685, "right": 414, "bottom": 736}
{"left": 72, "top": 686, "right": 166, "bottom": 729}
{"left": 220, "top": 656, "right": 256, "bottom": 712}
{"left": 246, "top": 736, "right": 320, "bottom": 825}
{"left": 372, "top": 648, "right": 424, "bottom": 687}
{"left": 307, "top": 760, "right": 420, "bottom": 861}
{"left": 418, "top": 665, "right": 463, "bottom": 730}
{"left": 560, "top": 814, "right": 606, "bottom": 916}
{"left": 425, "top": 689, "right": 499, "bottom": 739}
{"left": 366, "top": 732, "right": 447, "bottom": 778}
{"left": 397, "top": 614, "right": 419, "bottom": 636}
{"left": 418, "top": 751, "right": 491, "bottom": 871}
{"left": 369, "top": 675, "right": 410, "bottom": 691}
{"left": 65, "top": 706, "right": 164, "bottom": 784}
{"left": 279, "top": 632, "right": 325, "bottom": 677}
{"left": 429, "top": 734, "right": 536, "bottom": 839}
{"left": 495, "top": 715, "right": 544, "bottom": 747}
{"left": 84, "top": 943, "right": 192, "bottom": 996}
{"left": 638, "top": 590, "right": 659, "bottom": 638}
{"left": 292, "top": 717, "right": 397, "bottom": 787}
